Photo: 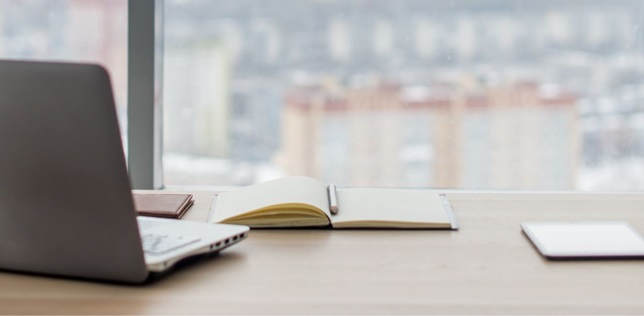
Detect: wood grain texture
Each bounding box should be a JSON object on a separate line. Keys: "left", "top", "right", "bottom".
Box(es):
{"left": 2, "top": 191, "right": 644, "bottom": 314}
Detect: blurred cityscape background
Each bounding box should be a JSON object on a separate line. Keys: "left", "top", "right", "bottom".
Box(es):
{"left": 3, "top": 0, "right": 644, "bottom": 190}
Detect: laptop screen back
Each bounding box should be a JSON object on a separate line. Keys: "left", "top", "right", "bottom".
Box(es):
{"left": 0, "top": 60, "right": 148, "bottom": 283}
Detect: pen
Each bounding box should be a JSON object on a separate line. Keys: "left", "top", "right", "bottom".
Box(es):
{"left": 328, "top": 183, "right": 339, "bottom": 215}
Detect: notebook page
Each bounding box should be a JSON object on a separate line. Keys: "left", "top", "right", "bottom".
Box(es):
{"left": 210, "top": 176, "right": 330, "bottom": 223}
{"left": 331, "top": 188, "right": 452, "bottom": 228}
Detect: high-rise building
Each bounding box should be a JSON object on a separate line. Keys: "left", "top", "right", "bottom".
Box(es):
{"left": 164, "top": 43, "right": 231, "bottom": 158}
{"left": 280, "top": 77, "right": 578, "bottom": 189}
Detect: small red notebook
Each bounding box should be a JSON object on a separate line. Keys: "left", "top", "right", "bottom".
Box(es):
{"left": 133, "top": 193, "right": 194, "bottom": 219}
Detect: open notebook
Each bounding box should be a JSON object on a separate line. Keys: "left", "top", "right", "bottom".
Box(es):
{"left": 209, "top": 176, "right": 458, "bottom": 229}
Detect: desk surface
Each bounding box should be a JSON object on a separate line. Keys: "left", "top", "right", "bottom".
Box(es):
{"left": 2, "top": 191, "right": 644, "bottom": 314}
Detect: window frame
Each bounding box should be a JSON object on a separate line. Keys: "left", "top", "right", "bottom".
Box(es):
{"left": 127, "top": 0, "right": 164, "bottom": 189}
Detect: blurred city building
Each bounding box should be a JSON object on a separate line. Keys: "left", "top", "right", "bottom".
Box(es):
{"left": 280, "top": 78, "right": 578, "bottom": 189}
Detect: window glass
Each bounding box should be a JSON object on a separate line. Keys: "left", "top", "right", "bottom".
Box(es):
{"left": 163, "top": 0, "right": 644, "bottom": 190}
{"left": 0, "top": 0, "right": 128, "bottom": 135}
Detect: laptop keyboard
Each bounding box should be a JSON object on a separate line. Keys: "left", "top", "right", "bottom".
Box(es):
{"left": 141, "top": 233, "right": 201, "bottom": 255}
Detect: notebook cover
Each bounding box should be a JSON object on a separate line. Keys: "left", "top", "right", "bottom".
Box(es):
{"left": 133, "top": 193, "right": 194, "bottom": 219}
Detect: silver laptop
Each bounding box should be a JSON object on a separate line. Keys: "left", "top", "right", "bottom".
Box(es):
{"left": 0, "top": 60, "right": 249, "bottom": 283}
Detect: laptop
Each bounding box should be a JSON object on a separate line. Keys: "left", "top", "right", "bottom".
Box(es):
{"left": 0, "top": 60, "right": 249, "bottom": 283}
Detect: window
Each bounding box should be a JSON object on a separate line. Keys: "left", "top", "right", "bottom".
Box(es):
{"left": 160, "top": 0, "right": 644, "bottom": 190}
{"left": 10, "top": 1, "right": 641, "bottom": 190}
{"left": 0, "top": 0, "right": 128, "bottom": 136}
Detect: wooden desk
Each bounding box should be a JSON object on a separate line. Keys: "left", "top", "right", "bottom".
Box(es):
{"left": 2, "top": 191, "right": 644, "bottom": 314}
